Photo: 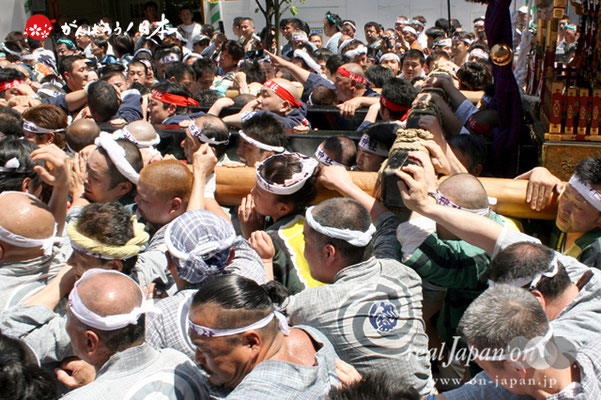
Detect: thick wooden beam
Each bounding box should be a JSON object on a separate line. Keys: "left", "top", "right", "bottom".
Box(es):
{"left": 214, "top": 167, "right": 559, "bottom": 220}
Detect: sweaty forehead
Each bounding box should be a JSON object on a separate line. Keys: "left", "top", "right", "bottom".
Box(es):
{"left": 87, "top": 149, "right": 110, "bottom": 173}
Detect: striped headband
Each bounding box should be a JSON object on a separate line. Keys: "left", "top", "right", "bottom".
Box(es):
{"left": 1, "top": 43, "right": 22, "bottom": 59}
{"left": 23, "top": 120, "right": 65, "bottom": 135}
{"left": 453, "top": 36, "right": 473, "bottom": 45}
{"left": 189, "top": 123, "right": 229, "bottom": 145}
{"left": 434, "top": 38, "right": 452, "bottom": 47}
{"left": 379, "top": 53, "right": 401, "bottom": 64}
{"left": 469, "top": 48, "right": 490, "bottom": 60}
{"left": 189, "top": 310, "right": 290, "bottom": 337}
{"left": 113, "top": 126, "right": 160, "bottom": 148}
{"left": 159, "top": 53, "right": 180, "bottom": 65}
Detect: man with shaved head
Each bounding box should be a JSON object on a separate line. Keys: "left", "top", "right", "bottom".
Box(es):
{"left": 114, "top": 120, "right": 162, "bottom": 166}
{"left": 63, "top": 269, "right": 209, "bottom": 399}
{"left": 0, "top": 191, "right": 60, "bottom": 310}
{"left": 65, "top": 119, "right": 100, "bottom": 154}
{"left": 221, "top": 77, "right": 310, "bottom": 130}
{"left": 71, "top": 136, "right": 143, "bottom": 208}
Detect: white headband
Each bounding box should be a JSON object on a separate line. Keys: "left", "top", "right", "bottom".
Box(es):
{"left": 469, "top": 326, "right": 554, "bottom": 362}
{"left": 434, "top": 189, "right": 491, "bottom": 216}
{"left": 314, "top": 146, "right": 344, "bottom": 167}
{"left": 159, "top": 53, "right": 180, "bottom": 65}
{"left": 469, "top": 48, "right": 490, "bottom": 60}
{"left": 113, "top": 126, "right": 160, "bottom": 149}
{"left": 1, "top": 43, "right": 21, "bottom": 58}
{"left": 165, "top": 224, "right": 236, "bottom": 263}
{"left": 293, "top": 48, "right": 322, "bottom": 73}
{"left": 0, "top": 191, "right": 57, "bottom": 256}
{"left": 358, "top": 134, "right": 389, "bottom": 157}
{"left": 402, "top": 26, "right": 417, "bottom": 36}
{"left": 23, "top": 120, "right": 65, "bottom": 134}
{"left": 345, "top": 45, "right": 368, "bottom": 59}
{"left": 256, "top": 154, "right": 318, "bottom": 195}
{"left": 343, "top": 21, "right": 357, "bottom": 31}
{"left": 188, "top": 123, "right": 229, "bottom": 145}
{"left": 70, "top": 241, "right": 118, "bottom": 260}
{"left": 411, "top": 19, "right": 425, "bottom": 28}
{"left": 396, "top": 18, "right": 408, "bottom": 25}
{"left": 189, "top": 310, "right": 290, "bottom": 337}
{"left": 0, "top": 157, "right": 20, "bottom": 172}
{"left": 379, "top": 53, "right": 401, "bottom": 64}
{"left": 37, "top": 88, "right": 63, "bottom": 98}
{"left": 474, "top": 20, "right": 485, "bottom": 28}
{"left": 435, "top": 38, "right": 452, "bottom": 47}
{"left": 338, "top": 39, "right": 352, "bottom": 52}
{"left": 183, "top": 53, "right": 203, "bottom": 62}
{"left": 238, "top": 130, "right": 284, "bottom": 153}
{"left": 291, "top": 31, "right": 308, "bottom": 42}
{"left": 569, "top": 173, "right": 601, "bottom": 212}
{"left": 94, "top": 132, "right": 140, "bottom": 185}
{"left": 68, "top": 268, "right": 159, "bottom": 331}
{"left": 453, "top": 36, "right": 473, "bottom": 45}
{"left": 305, "top": 206, "right": 376, "bottom": 247}
{"left": 488, "top": 254, "right": 561, "bottom": 289}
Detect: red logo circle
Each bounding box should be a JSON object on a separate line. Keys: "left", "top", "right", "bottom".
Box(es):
{"left": 25, "top": 14, "right": 55, "bottom": 40}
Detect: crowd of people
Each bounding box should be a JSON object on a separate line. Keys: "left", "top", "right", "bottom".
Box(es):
{"left": 0, "top": 1, "right": 599, "bottom": 399}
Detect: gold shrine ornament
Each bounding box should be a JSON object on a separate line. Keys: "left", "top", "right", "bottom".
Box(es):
{"left": 490, "top": 43, "right": 513, "bottom": 66}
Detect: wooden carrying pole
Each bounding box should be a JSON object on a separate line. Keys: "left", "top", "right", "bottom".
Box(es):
{"left": 214, "top": 167, "right": 559, "bottom": 220}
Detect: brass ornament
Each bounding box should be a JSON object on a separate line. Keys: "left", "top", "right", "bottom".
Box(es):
{"left": 490, "top": 43, "right": 513, "bottom": 66}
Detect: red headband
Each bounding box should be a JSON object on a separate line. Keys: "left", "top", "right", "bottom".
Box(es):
{"left": 264, "top": 80, "right": 301, "bottom": 108}
{"left": 466, "top": 115, "right": 491, "bottom": 136}
{"left": 380, "top": 96, "right": 410, "bottom": 121}
{"left": 151, "top": 90, "right": 199, "bottom": 107}
{"left": 0, "top": 79, "right": 24, "bottom": 92}
{"left": 336, "top": 67, "right": 367, "bottom": 84}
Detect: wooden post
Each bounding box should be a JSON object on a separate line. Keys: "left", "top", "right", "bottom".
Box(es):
{"left": 213, "top": 167, "right": 560, "bottom": 220}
